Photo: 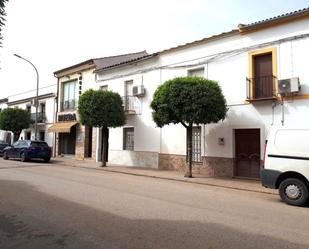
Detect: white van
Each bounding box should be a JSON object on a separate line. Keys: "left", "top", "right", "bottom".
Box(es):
{"left": 261, "top": 127, "right": 309, "bottom": 206}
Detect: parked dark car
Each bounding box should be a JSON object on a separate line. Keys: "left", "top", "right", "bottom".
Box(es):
{"left": 0, "top": 140, "right": 10, "bottom": 156}
{"left": 3, "top": 140, "right": 51, "bottom": 162}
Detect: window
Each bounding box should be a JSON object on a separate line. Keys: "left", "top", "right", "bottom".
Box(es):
{"left": 62, "top": 80, "right": 77, "bottom": 111}
{"left": 124, "top": 80, "right": 134, "bottom": 111}
{"left": 40, "top": 103, "right": 46, "bottom": 113}
{"left": 123, "top": 127, "right": 134, "bottom": 151}
{"left": 26, "top": 132, "right": 31, "bottom": 140}
{"left": 100, "top": 85, "right": 108, "bottom": 90}
{"left": 188, "top": 68, "right": 204, "bottom": 77}
{"left": 187, "top": 126, "right": 202, "bottom": 163}
{"left": 26, "top": 105, "right": 31, "bottom": 113}
{"left": 192, "top": 126, "right": 202, "bottom": 163}
{"left": 247, "top": 47, "right": 277, "bottom": 100}
{"left": 39, "top": 131, "right": 45, "bottom": 141}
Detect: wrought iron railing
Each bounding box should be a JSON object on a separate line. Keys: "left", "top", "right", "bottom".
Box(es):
{"left": 30, "top": 112, "right": 46, "bottom": 123}
{"left": 60, "top": 99, "right": 76, "bottom": 111}
{"left": 122, "top": 96, "right": 139, "bottom": 113}
{"left": 246, "top": 75, "right": 277, "bottom": 100}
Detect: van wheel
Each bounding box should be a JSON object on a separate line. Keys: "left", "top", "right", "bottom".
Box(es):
{"left": 279, "top": 178, "right": 309, "bottom": 206}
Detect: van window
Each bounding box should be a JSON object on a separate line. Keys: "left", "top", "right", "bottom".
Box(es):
{"left": 274, "top": 129, "right": 309, "bottom": 156}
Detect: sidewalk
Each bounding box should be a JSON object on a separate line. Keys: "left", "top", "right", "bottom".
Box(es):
{"left": 52, "top": 158, "right": 277, "bottom": 195}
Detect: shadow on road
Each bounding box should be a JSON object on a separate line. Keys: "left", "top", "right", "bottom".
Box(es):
{"left": 0, "top": 179, "right": 308, "bottom": 249}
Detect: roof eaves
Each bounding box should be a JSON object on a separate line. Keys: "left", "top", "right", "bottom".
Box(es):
{"left": 239, "top": 7, "right": 309, "bottom": 33}
{"left": 7, "top": 93, "right": 56, "bottom": 106}
{"left": 94, "top": 53, "right": 158, "bottom": 73}
{"left": 0, "top": 98, "right": 8, "bottom": 104}
{"left": 157, "top": 29, "right": 239, "bottom": 55}
{"left": 53, "top": 59, "right": 95, "bottom": 75}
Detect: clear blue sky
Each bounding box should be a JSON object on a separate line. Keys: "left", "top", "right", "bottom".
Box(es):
{"left": 0, "top": 0, "right": 308, "bottom": 98}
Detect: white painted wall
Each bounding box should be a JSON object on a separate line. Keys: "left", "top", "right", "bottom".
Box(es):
{"left": 95, "top": 18, "right": 309, "bottom": 166}
{"left": 7, "top": 93, "right": 56, "bottom": 146}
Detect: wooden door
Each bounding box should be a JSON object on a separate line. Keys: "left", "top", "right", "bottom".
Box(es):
{"left": 254, "top": 53, "right": 273, "bottom": 98}
{"left": 235, "top": 129, "right": 261, "bottom": 179}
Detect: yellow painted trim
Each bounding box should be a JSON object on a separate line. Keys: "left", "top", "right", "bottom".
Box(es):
{"left": 282, "top": 94, "right": 309, "bottom": 101}
{"left": 248, "top": 47, "right": 277, "bottom": 98}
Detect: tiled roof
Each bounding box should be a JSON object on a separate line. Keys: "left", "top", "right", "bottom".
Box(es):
{"left": 239, "top": 7, "right": 309, "bottom": 31}
{"left": 0, "top": 98, "right": 8, "bottom": 104}
{"left": 54, "top": 51, "right": 148, "bottom": 75}
{"left": 94, "top": 51, "right": 149, "bottom": 71}
{"left": 55, "top": 7, "right": 309, "bottom": 73}
{"left": 157, "top": 30, "right": 238, "bottom": 55}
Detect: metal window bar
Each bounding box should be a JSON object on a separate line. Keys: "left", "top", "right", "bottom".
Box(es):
{"left": 30, "top": 112, "right": 46, "bottom": 123}
{"left": 192, "top": 126, "right": 202, "bottom": 163}
{"left": 122, "top": 96, "right": 137, "bottom": 112}
{"left": 124, "top": 128, "right": 134, "bottom": 151}
{"left": 246, "top": 75, "right": 277, "bottom": 100}
{"left": 61, "top": 99, "right": 76, "bottom": 111}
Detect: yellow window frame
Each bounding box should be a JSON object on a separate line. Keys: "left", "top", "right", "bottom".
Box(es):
{"left": 248, "top": 47, "right": 278, "bottom": 99}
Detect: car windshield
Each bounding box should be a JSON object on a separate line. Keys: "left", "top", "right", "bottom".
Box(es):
{"left": 31, "top": 142, "right": 48, "bottom": 148}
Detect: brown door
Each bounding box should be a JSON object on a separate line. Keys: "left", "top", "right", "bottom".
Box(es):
{"left": 84, "top": 126, "right": 93, "bottom": 158}
{"left": 253, "top": 53, "right": 273, "bottom": 98}
{"left": 235, "top": 129, "right": 261, "bottom": 179}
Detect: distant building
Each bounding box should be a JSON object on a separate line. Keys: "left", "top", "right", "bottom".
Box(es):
{"left": 50, "top": 51, "right": 148, "bottom": 160}
{"left": 7, "top": 92, "right": 57, "bottom": 152}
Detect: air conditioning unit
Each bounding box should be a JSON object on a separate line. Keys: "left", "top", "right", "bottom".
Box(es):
{"left": 132, "top": 85, "right": 145, "bottom": 97}
{"left": 278, "top": 77, "right": 300, "bottom": 95}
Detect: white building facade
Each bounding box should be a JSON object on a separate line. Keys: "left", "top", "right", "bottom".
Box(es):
{"left": 4, "top": 84, "right": 57, "bottom": 150}
{"left": 95, "top": 9, "right": 309, "bottom": 178}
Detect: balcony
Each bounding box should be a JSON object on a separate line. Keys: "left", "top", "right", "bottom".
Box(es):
{"left": 30, "top": 112, "right": 46, "bottom": 123}
{"left": 60, "top": 99, "right": 76, "bottom": 112}
{"left": 122, "top": 96, "right": 140, "bottom": 114}
{"left": 246, "top": 75, "right": 277, "bottom": 101}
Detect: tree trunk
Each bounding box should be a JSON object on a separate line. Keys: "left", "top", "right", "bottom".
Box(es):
{"left": 185, "top": 125, "right": 193, "bottom": 178}
{"left": 100, "top": 127, "right": 109, "bottom": 167}
{"left": 13, "top": 132, "right": 20, "bottom": 142}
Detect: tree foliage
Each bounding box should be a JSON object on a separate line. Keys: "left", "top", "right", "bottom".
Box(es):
{"left": 0, "top": 0, "right": 8, "bottom": 47}
{"left": 151, "top": 76, "right": 227, "bottom": 177}
{"left": 0, "top": 107, "right": 31, "bottom": 141}
{"left": 78, "top": 89, "right": 126, "bottom": 128}
{"left": 151, "top": 77, "right": 227, "bottom": 127}
{"left": 78, "top": 89, "right": 126, "bottom": 166}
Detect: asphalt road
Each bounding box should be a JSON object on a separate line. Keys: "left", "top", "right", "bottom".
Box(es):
{"left": 0, "top": 159, "right": 308, "bottom": 249}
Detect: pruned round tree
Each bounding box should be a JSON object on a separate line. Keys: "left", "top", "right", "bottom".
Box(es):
{"left": 151, "top": 76, "right": 227, "bottom": 177}
{"left": 78, "top": 89, "right": 126, "bottom": 166}
{"left": 0, "top": 107, "right": 31, "bottom": 141}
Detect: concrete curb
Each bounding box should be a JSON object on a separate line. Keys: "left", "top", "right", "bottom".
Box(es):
{"left": 54, "top": 161, "right": 277, "bottom": 196}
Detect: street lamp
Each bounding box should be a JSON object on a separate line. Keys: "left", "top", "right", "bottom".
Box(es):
{"left": 14, "top": 54, "right": 39, "bottom": 140}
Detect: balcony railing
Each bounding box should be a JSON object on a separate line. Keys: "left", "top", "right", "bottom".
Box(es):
{"left": 30, "top": 112, "right": 46, "bottom": 123}
{"left": 60, "top": 99, "right": 76, "bottom": 111}
{"left": 122, "top": 96, "right": 140, "bottom": 114}
{"left": 246, "top": 75, "right": 277, "bottom": 101}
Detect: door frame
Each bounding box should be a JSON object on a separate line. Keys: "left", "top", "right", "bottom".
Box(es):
{"left": 232, "top": 125, "right": 265, "bottom": 178}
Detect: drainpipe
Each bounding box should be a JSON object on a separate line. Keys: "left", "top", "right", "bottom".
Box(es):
{"left": 281, "top": 97, "right": 285, "bottom": 126}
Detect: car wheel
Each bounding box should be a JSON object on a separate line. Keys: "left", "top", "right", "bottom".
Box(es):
{"left": 44, "top": 157, "right": 51, "bottom": 163}
{"left": 3, "top": 151, "right": 8, "bottom": 160}
{"left": 20, "top": 152, "right": 28, "bottom": 162}
{"left": 279, "top": 178, "right": 309, "bottom": 206}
